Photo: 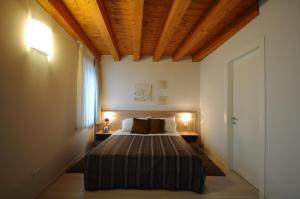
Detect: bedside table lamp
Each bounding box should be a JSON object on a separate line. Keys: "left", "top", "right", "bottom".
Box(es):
{"left": 180, "top": 113, "right": 192, "bottom": 132}
{"left": 103, "top": 118, "right": 110, "bottom": 133}
{"left": 103, "top": 112, "right": 115, "bottom": 133}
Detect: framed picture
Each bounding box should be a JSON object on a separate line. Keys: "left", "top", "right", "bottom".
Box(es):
{"left": 134, "top": 83, "right": 152, "bottom": 101}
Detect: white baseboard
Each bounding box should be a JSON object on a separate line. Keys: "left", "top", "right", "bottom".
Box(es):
{"left": 34, "top": 151, "right": 87, "bottom": 198}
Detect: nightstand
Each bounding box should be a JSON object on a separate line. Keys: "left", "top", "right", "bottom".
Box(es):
{"left": 179, "top": 132, "right": 200, "bottom": 149}
{"left": 95, "top": 131, "right": 114, "bottom": 142}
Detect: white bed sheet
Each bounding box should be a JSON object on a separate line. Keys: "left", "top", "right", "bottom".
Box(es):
{"left": 112, "top": 129, "right": 180, "bottom": 136}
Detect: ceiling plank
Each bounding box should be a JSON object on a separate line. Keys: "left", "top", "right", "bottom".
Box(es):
{"left": 173, "top": 0, "right": 241, "bottom": 61}
{"left": 88, "top": 0, "right": 120, "bottom": 61}
{"left": 131, "top": 0, "right": 144, "bottom": 61}
{"left": 153, "top": 0, "right": 191, "bottom": 62}
{"left": 37, "top": 0, "right": 100, "bottom": 58}
{"left": 192, "top": 4, "right": 259, "bottom": 62}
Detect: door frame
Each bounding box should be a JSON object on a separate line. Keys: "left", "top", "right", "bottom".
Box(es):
{"left": 226, "top": 37, "right": 266, "bottom": 199}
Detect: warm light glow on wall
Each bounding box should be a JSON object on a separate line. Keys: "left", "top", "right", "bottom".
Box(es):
{"left": 26, "top": 17, "right": 52, "bottom": 58}
{"left": 180, "top": 113, "right": 192, "bottom": 125}
{"left": 103, "top": 111, "right": 116, "bottom": 122}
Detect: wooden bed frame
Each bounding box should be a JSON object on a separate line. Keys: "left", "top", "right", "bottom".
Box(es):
{"left": 98, "top": 110, "right": 199, "bottom": 133}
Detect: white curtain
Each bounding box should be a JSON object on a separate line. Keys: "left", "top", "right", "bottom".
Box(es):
{"left": 77, "top": 44, "right": 99, "bottom": 129}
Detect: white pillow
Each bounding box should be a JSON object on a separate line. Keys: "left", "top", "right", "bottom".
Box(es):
{"left": 152, "top": 117, "right": 177, "bottom": 132}
{"left": 121, "top": 118, "right": 133, "bottom": 132}
{"left": 121, "top": 117, "right": 150, "bottom": 132}
{"left": 163, "top": 117, "right": 177, "bottom": 132}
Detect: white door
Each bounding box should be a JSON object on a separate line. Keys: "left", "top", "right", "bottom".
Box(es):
{"left": 232, "top": 46, "right": 265, "bottom": 192}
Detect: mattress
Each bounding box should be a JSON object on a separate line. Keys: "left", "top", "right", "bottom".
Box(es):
{"left": 84, "top": 131, "right": 205, "bottom": 193}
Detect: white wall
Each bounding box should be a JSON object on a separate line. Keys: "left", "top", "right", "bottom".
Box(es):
{"left": 199, "top": 0, "right": 300, "bottom": 198}
{"left": 0, "top": 0, "right": 93, "bottom": 198}
{"left": 101, "top": 55, "right": 200, "bottom": 111}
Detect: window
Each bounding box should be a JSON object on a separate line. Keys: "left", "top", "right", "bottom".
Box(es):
{"left": 77, "top": 44, "right": 99, "bottom": 129}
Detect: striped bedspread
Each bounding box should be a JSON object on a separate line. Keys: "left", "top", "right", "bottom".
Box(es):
{"left": 84, "top": 134, "right": 205, "bottom": 193}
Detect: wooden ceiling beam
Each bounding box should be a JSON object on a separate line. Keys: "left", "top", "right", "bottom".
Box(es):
{"left": 173, "top": 0, "right": 241, "bottom": 61}
{"left": 153, "top": 0, "right": 191, "bottom": 62}
{"left": 192, "top": 4, "right": 259, "bottom": 62}
{"left": 37, "top": 0, "right": 100, "bottom": 58}
{"left": 89, "top": 0, "right": 120, "bottom": 61}
{"left": 131, "top": 0, "right": 144, "bottom": 61}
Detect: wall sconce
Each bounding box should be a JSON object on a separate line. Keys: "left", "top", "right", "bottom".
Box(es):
{"left": 26, "top": 17, "right": 52, "bottom": 58}
{"left": 180, "top": 113, "right": 192, "bottom": 132}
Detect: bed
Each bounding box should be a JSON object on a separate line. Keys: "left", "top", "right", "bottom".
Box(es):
{"left": 84, "top": 130, "right": 205, "bottom": 193}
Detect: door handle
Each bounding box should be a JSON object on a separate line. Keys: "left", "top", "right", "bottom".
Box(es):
{"left": 232, "top": 116, "right": 239, "bottom": 121}
{"left": 232, "top": 116, "right": 239, "bottom": 124}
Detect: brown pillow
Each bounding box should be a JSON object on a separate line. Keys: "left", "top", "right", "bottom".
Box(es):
{"left": 149, "top": 119, "right": 165, "bottom": 133}
{"left": 131, "top": 118, "right": 150, "bottom": 134}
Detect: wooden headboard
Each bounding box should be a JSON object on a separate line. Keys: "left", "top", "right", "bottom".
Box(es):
{"left": 99, "top": 110, "right": 198, "bottom": 133}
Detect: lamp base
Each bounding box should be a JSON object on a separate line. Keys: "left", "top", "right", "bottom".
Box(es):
{"left": 103, "top": 126, "right": 109, "bottom": 133}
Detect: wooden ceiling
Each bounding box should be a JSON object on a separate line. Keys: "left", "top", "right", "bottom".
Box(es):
{"left": 37, "top": 0, "right": 259, "bottom": 62}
